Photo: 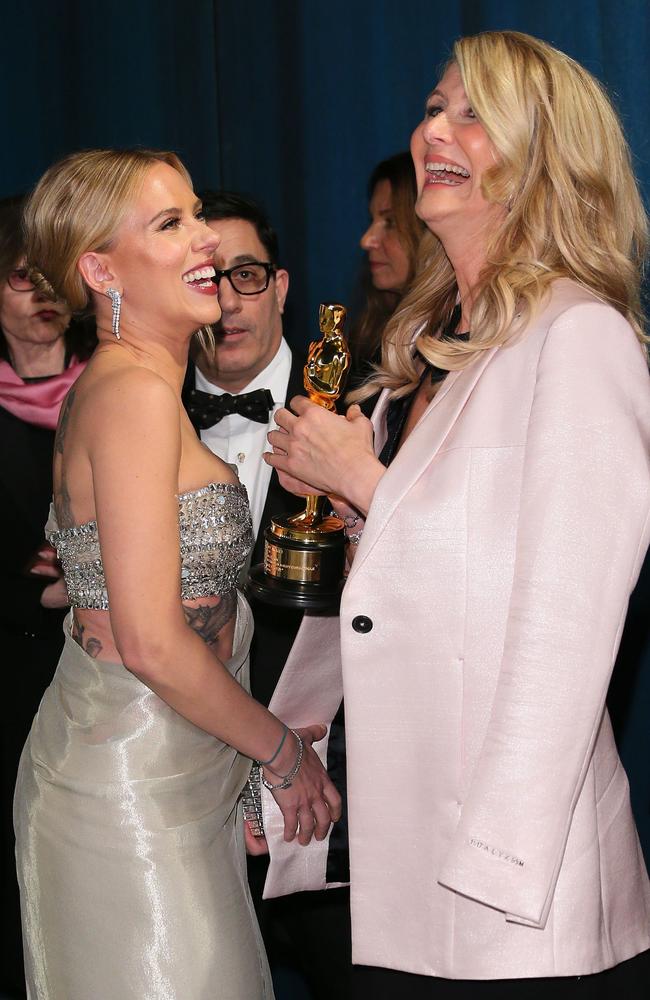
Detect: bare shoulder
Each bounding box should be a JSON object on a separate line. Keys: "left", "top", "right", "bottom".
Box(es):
{"left": 54, "top": 363, "right": 183, "bottom": 528}
{"left": 87, "top": 364, "right": 179, "bottom": 422}
{"left": 78, "top": 364, "right": 184, "bottom": 476}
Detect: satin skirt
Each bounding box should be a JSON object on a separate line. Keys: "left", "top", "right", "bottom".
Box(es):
{"left": 14, "top": 595, "right": 274, "bottom": 999}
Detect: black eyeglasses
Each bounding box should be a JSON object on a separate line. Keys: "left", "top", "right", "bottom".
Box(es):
{"left": 214, "top": 261, "right": 276, "bottom": 295}
{"left": 7, "top": 267, "right": 35, "bottom": 292}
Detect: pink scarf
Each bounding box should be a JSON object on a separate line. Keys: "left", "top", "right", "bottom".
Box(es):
{"left": 0, "top": 357, "right": 87, "bottom": 430}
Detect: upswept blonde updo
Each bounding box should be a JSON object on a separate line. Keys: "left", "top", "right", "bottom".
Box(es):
{"left": 355, "top": 30, "right": 648, "bottom": 401}
{"left": 23, "top": 149, "right": 191, "bottom": 311}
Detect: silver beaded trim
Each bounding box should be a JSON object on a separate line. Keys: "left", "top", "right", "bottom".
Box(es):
{"left": 48, "top": 482, "right": 253, "bottom": 609}
{"left": 242, "top": 769, "right": 265, "bottom": 837}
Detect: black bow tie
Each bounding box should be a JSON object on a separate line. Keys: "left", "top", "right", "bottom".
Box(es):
{"left": 186, "top": 387, "right": 275, "bottom": 430}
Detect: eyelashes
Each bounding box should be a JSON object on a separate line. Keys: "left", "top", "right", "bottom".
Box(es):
{"left": 160, "top": 210, "right": 206, "bottom": 231}
{"left": 424, "top": 103, "right": 476, "bottom": 121}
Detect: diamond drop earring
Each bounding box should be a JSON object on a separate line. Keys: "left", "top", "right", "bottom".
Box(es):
{"left": 106, "top": 287, "right": 122, "bottom": 340}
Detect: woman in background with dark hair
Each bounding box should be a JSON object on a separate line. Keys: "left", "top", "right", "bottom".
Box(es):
{"left": 350, "top": 152, "right": 425, "bottom": 393}
{"left": 0, "top": 195, "right": 95, "bottom": 999}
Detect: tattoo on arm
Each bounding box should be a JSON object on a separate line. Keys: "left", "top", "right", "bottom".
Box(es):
{"left": 56, "top": 480, "right": 74, "bottom": 530}
{"left": 183, "top": 592, "right": 236, "bottom": 647}
{"left": 54, "top": 388, "right": 76, "bottom": 529}
{"left": 71, "top": 618, "right": 103, "bottom": 659}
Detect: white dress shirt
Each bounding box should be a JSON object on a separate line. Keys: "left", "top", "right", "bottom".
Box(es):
{"left": 195, "top": 337, "right": 292, "bottom": 538}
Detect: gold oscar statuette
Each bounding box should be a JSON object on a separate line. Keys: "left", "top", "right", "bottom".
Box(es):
{"left": 247, "top": 302, "right": 351, "bottom": 609}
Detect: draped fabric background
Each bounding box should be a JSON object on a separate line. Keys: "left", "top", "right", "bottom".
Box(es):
{"left": 1, "top": 0, "right": 649, "bottom": 858}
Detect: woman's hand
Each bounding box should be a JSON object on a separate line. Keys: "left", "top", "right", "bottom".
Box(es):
{"left": 40, "top": 577, "right": 70, "bottom": 609}
{"left": 33, "top": 545, "right": 69, "bottom": 608}
{"left": 272, "top": 470, "right": 327, "bottom": 499}
{"left": 265, "top": 398, "right": 384, "bottom": 516}
{"left": 244, "top": 822, "right": 269, "bottom": 855}
{"left": 26, "top": 542, "right": 61, "bottom": 579}
{"left": 266, "top": 723, "right": 342, "bottom": 846}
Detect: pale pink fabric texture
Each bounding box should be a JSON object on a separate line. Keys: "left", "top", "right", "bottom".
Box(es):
{"left": 263, "top": 280, "right": 650, "bottom": 980}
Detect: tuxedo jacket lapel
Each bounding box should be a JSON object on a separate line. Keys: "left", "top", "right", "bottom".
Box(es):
{"left": 181, "top": 358, "right": 197, "bottom": 426}
{"left": 251, "top": 351, "right": 306, "bottom": 564}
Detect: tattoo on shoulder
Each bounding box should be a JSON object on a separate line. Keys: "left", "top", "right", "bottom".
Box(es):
{"left": 183, "top": 592, "right": 236, "bottom": 647}
{"left": 71, "top": 618, "right": 103, "bottom": 659}
{"left": 54, "top": 388, "right": 76, "bottom": 529}
{"left": 55, "top": 480, "right": 74, "bottom": 530}
{"left": 55, "top": 388, "right": 75, "bottom": 456}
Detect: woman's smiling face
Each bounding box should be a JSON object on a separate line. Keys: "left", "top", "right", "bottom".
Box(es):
{"left": 95, "top": 162, "right": 222, "bottom": 336}
{"left": 411, "top": 63, "right": 503, "bottom": 247}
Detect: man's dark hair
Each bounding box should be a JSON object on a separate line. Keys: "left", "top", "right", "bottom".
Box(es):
{"left": 197, "top": 190, "right": 280, "bottom": 266}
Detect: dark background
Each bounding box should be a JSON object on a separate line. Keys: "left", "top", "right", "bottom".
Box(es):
{"left": 3, "top": 1, "right": 649, "bottom": 339}
{"left": 2, "top": 0, "right": 649, "bottom": 858}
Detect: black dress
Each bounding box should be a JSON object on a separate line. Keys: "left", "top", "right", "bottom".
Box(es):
{"left": 0, "top": 404, "right": 66, "bottom": 998}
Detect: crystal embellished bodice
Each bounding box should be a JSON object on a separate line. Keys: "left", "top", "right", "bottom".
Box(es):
{"left": 47, "top": 482, "right": 253, "bottom": 610}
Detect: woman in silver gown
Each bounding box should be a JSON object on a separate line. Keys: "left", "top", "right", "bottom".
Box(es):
{"left": 13, "top": 149, "right": 341, "bottom": 1000}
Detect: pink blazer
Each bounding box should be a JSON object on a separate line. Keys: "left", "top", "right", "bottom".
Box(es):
{"left": 261, "top": 279, "right": 650, "bottom": 980}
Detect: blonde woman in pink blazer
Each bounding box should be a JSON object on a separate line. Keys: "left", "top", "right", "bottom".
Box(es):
{"left": 264, "top": 30, "right": 650, "bottom": 999}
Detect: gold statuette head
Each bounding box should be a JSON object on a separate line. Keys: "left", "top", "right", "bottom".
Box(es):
{"left": 304, "top": 302, "right": 350, "bottom": 409}
{"left": 318, "top": 302, "right": 346, "bottom": 337}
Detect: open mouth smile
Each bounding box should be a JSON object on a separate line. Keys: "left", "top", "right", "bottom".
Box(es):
{"left": 182, "top": 262, "right": 218, "bottom": 294}
{"left": 424, "top": 160, "right": 470, "bottom": 186}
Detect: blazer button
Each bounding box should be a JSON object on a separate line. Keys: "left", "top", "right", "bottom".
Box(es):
{"left": 352, "top": 615, "right": 373, "bottom": 633}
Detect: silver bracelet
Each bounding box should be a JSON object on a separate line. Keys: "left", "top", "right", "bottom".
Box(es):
{"left": 259, "top": 730, "right": 304, "bottom": 790}
{"left": 330, "top": 507, "right": 361, "bottom": 529}
{"left": 257, "top": 723, "right": 289, "bottom": 768}
{"left": 347, "top": 530, "right": 363, "bottom": 545}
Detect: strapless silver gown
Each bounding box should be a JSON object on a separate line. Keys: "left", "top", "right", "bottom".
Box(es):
{"left": 14, "top": 484, "right": 274, "bottom": 999}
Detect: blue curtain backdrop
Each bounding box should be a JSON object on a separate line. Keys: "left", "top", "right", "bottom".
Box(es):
{"left": 1, "top": 0, "right": 649, "bottom": 857}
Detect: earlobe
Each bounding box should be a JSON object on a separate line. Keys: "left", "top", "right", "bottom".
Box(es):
{"left": 78, "top": 252, "right": 117, "bottom": 296}
{"left": 275, "top": 269, "right": 289, "bottom": 315}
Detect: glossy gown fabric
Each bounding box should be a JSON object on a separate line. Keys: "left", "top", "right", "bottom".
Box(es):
{"left": 14, "top": 593, "right": 274, "bottom": 1000}
{"left": 261, "top": 280, "right": 650, "bottom": 979}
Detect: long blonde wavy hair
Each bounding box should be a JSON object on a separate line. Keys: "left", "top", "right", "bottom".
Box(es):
{"left": 353, "top": 30, "right": 648, "bottom": 402}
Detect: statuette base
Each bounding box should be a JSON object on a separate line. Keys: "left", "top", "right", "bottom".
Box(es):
{"left": 246, "top": 514, "right": 346, "bottom": 609}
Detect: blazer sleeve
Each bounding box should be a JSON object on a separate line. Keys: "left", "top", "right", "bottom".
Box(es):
{"left": 438, "top": 300, "right": 650, "bottom": 927}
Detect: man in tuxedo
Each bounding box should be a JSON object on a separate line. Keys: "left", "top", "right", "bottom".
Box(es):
{"left": 183, "top": 190, "right": 305, "bottom": 706}
{"left": 183, "top": 192, "right": 352, "bottom": 998}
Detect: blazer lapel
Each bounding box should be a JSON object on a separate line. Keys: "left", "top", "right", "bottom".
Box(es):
{"left": 349, "top": 346, "right": 499, "bottom": 582}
